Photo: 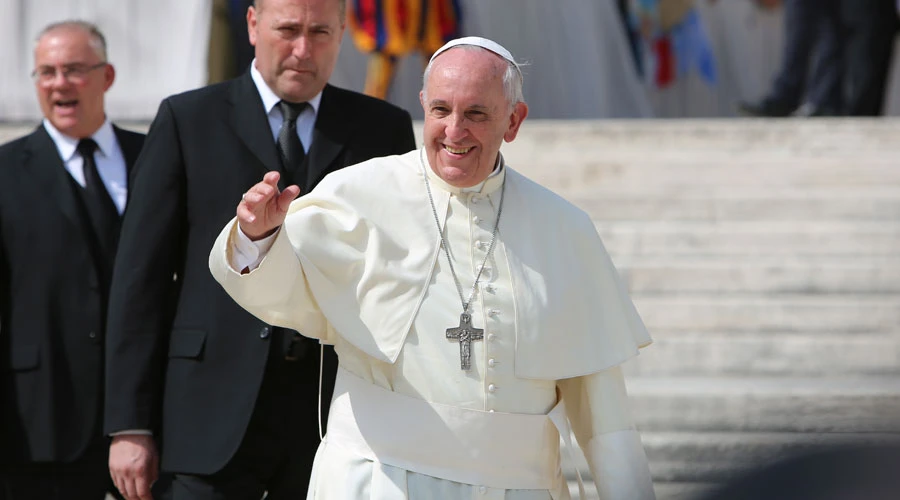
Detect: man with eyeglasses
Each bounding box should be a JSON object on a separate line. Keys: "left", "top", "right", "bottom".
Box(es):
{"left": 0, "top": 20, "right": 144, "bottom": 500}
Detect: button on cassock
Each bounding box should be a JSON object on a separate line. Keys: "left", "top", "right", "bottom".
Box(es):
{"left": 488, "top": 384, "right": 496, "bottom": 393}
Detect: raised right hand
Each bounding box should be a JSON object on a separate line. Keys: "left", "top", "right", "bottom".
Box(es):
{"left": 109, "top": 434, "right": 158, "bottom": 500}
{"left": 238, "top": 171, "right": 301, "bottom": 240}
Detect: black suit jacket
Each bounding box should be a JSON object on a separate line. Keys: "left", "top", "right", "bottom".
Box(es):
{"left": 105, "top": 73, "right": 416, "bottom": 474}
{"left": 0, "top": 124, "right": 144, "bottom": 464}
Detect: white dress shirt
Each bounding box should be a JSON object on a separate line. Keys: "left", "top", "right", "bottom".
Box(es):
{"left": 43, "top": 118, "right": 128, "bottom": 213}
{"left": 250, "top": 59, "right": 322, "bottom": 153}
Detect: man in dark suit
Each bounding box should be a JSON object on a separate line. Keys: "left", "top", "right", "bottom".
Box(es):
{"left": 0, "top": 20, "right": 144, "bottom": 500}
{"left": 104, "top": 0, "right": 416, "bottom": 498}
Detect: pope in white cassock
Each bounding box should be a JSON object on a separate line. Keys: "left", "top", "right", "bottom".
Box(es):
{"left": 209, "top": 36, "right": 657, "bottom": 500}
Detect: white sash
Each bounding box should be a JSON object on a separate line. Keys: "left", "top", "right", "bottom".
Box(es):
{"left": 324, "top": 368, "right": 571, "bottom": 493}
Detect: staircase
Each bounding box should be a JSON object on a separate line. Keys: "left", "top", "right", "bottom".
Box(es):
{"left": 3, "top": 119, "right": 899, "bottom": 499}
{"left": 500, "top": 119, "right": 900, "bottom": 499}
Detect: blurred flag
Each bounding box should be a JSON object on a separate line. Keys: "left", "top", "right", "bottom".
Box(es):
{"left": 629, "top": 0, "right": 717, "bottom": 88}
{"left": 349, "top": 0, "right": 462, "bottom": 98}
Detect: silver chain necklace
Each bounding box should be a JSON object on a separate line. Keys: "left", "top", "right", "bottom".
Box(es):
{"left": 419, "top": 148, "right": 506, "bottom": 370}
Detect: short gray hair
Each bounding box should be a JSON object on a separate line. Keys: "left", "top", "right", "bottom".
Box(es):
{"left": 422, "top": 45, "right": 524, "bottom": 111}
{"left": 253, "top": 0, "right": 347, "bottom": 20}
{"left": 36, "top": 20, "right": 108, "bottom": 61}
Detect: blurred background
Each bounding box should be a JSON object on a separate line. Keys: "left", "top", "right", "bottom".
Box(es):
{"left": 2, "top": 1, "right": 899, "bottom": 499}
{"left": 1, "top": 0, "right": 899, "bottom": 121}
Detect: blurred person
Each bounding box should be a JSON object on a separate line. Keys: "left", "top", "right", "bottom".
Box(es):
{"left": 210, "top": 36, "right": 656, "bottom": 500}
{"left": 839, "top": 0, "right": 899, "bottom": 116}
{"left": 740, "top": 0, "right": 899, "bottom": 116}
{"left": 103, "top": 0, "right": 416, "bottom": 498}
{"left": 739, "top": 0, "right": 843, "bottom": 117}
{"left": 0, "top": 20, "right": 144, "bottom": 500}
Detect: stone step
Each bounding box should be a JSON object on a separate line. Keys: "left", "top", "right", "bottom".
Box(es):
{"left": 643, "top": 431, "right": 900, "bottom": 472}
{"left": 503, "top": 120, "right": 900, "bottom": 162}
{"left": 564, "top": 480, "right": 713, "bottom": 500}
{"left": 564, "top": 433, "right": 900, "bottom": 498}
{"left": 650, "top": 482, "right": 714, "bottom": 500}
{"left": 570, "top": 189, "right": 900, "bottom": 222}
{"left": 618, "top": 257, "right": 900, "bottom": 294}
{"left": 623, "top": 332, "right": 900, "bottom": 377}
{"left": 629, "top": 377, "right": 900, "bottom": 433}
{"left": 633, "top": 294, "right": 900, "bottom": 333}
{"left": 564, "top": 432, "right": 900, "bottom": 498}
{"left": 518, "top": 161, "right": 900, "bottom": 194}
{"left": 598, "top": 221, "right": 900, "bottom": 257}
{"left": 505, "top": 118, "right": 900, "bottom": 147}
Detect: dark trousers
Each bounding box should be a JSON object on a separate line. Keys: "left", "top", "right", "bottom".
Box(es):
{"left": 769, "top": 0, "right": 843, "bottom": 109}
{"left": 840, "top": 0, "right": 899, "bottom": 115}
{"left": 0, "top": 439, "right": 120, "bottom": 500}
{"left": 159, "top": 331, "right": 337, "bottom": 500}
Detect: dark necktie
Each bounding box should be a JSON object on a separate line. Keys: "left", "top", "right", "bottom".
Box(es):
{"left": 77, "top": 138, "right": 120, "bottom": 256}
{"left": 277, "top": 100, "right": 309, "bottom": 185}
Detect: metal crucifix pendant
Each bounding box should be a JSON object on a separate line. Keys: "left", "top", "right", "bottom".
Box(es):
{"left": 446, "top": 312, "right": 484, "bottom": 371}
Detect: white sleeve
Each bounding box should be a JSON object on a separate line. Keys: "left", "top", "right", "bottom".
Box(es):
{"left": 209, "top": 217, "right": 327, "bottom": 339}
{"left": 230, "top": 225, "right": 278, "bottom": 272}
{"left": 558, "top": 367, "right": 656, "bottom": 500}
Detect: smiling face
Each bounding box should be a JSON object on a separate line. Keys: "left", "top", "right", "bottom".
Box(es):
{"left": 248, "top": 0, "right": 345, "bottom": 103}
{"left": 33, "top": 26, "right": 114, "bottom": 138}
{"left": 419, "top": 47, "right": 528, "bottom": 188}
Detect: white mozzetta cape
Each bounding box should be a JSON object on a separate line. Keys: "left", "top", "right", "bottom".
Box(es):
{"left": 211, "top": 149, "right": 651, "bottom": 380}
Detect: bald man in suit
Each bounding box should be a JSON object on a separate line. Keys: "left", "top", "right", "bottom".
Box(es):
{"left": 104, "top": 0, "right": 416, "bottom": 498}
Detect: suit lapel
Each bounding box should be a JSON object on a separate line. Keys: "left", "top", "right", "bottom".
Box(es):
{"left": 113, "top": 125, "right": 142, "bottom": 177}
{"left": 306, "top": 85, "right": 360, "bottom": 189}
{"left": 228, "top": 72, "right": 283, "bottom": 181}
{"left": 25, "top": 126, "right": 85, "bottom": 232}
{"left": 113, "top": 125, "right": 144, "bottom": 211}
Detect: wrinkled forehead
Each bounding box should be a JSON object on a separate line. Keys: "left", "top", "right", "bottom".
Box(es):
{"left": 430, "top": 47, "right": 507, "bottom": 82}
{"left": 423, "top": 52, "right": 509, "bottom": 110}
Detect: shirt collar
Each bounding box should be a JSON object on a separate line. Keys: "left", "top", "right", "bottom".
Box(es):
{"left": 420, "top": 148, "right": 506, "bottom": 196}
{"left": 250, "top": 59, "right": 323, "bottom": 114}
{"left": 42, "top": 118, "right": 116, "bottom": 162}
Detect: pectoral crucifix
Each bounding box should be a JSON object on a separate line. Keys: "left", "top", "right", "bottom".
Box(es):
{"left": 446, "top": 312, "right": 484, "bottom": 371}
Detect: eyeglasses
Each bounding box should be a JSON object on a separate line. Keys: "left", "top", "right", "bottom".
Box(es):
{"left": 31, "top": 62, "right": 107, "bottom": 85}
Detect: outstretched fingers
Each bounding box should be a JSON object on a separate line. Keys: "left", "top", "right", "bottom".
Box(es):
{"left": 237, "top": 171, "right": 301, "bottom": 240}
{"left": 277, "top": 185, "right": 302, "bottom": 213}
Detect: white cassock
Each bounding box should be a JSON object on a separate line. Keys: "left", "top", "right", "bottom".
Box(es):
{"left": 209, "top": 149, "right": 656, "bottom": 500}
